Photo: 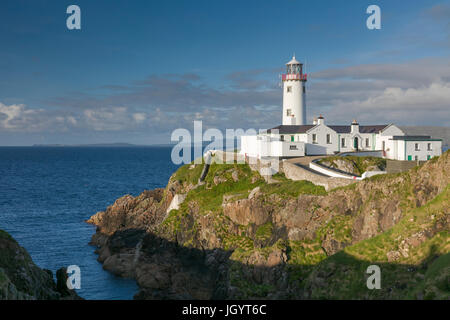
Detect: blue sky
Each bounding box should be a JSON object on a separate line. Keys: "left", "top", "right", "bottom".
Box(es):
{"left": 0, "top": 0, "right": 449, "bottom": 145}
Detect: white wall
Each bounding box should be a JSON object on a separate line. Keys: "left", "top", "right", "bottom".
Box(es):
{"left": 403, "top": 140, "right": 442, "bottom": 161}
{"left": 240, "top": 135, "right": 305, "bottom": 158}
{"left": 305, "top": 124, "right": 337, "bottom": 155}
{"left": 282, "top": 80, "right": 306, "bottom": 125}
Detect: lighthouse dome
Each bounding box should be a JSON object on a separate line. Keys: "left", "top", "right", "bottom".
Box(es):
{"left": 286, "top": 55, "right": 301, "bottom": 65}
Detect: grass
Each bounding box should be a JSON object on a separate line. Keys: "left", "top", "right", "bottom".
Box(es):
{"left": 255, "top": 222, "right": 274, "bottom": 242}
{"left": 171, "top": 160, "right": 205, "bottom": 185}
{"left": 316, "top": 214, "right": 353, "bottom": 244}
{"left": 260, "top": 173, "right": 327, "bottom": 198}
{"left": 318, "top": 156, "right": 386, "bottom": 176}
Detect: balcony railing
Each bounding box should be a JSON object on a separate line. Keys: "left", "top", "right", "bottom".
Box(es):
{"left": 282, "top": 73, "right": 307, "bottom": 81}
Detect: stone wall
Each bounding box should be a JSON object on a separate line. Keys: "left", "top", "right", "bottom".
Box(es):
{"left": 280, "top": 161, "right": 355, "bottom": 191}
{"left": 386, "top": 159, "right": 426, "bottom": 174}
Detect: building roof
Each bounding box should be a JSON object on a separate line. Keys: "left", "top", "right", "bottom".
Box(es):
{"left": 268, "top": 125, "right": 315, "bottom": 134}
{"left": 391, "top": 135, "right": 442, "bottom": 141}
{"left": 329, "top": 125, "right": 389, "bottom": 134}
{"left": 268, "top": 124, "right": 389, "bottom": 134}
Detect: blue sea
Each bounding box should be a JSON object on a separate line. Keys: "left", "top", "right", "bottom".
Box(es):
{"left": 0, "top": 146, "right": 179, "bottom": 300}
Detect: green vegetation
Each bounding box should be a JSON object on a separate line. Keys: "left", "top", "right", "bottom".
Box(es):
{"left": 255, "top": 222, "right": 273, "bottom": 243}
{"left": 318, "top": 156, "right": 386, "bottom": 176}
{"left": 316, "top": 214, "right": 353, "bottom": 244}
{"left": 260, "top": 172, "right": 327, "bottom": 197}
{"left": 0, "top": 230, "right": 14, "bottom": 241}
{"left": 171, "top": 160, "right": 205, "bottom": 185}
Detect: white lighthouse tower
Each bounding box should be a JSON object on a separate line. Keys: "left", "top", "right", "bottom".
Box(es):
{"left": 282, "top": 56, "right": 307, "bottom": 125}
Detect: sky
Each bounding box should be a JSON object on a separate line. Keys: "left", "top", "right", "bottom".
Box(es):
{"left": 0, "top": 0, "right": 449, "bottom": 145}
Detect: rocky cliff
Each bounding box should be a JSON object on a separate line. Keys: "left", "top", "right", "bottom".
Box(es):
{"left": 88, "top": 151, "right": 450, "bottom": 300}
{"left": 0, "top": 230, "right": 82, "bottom": 300}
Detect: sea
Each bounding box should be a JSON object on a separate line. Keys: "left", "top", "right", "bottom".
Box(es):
{"left": 0, "top": 146, "right": 179, "bottom": 300}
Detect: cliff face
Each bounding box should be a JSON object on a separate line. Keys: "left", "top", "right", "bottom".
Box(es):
{"left": 0, "top": 230, "right": 81, "bottom": 300}
{"left": 88, "top": 151, "right": 450, "bottom": 300}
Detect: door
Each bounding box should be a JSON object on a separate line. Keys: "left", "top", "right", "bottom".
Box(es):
{"left": 408, "top": 155, "right": 412, "bottom": 161}
{"left": 354, "top": 137, "right": 359, "bottom": 150}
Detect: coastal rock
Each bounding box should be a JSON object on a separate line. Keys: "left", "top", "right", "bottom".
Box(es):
{"left": 88, "top": 151, "right": 450, "bottom": 300}
{"left": 222, "top": 198, "right": 270, "bottom": 226}
{"left": 166, "top": 194, "right": 186, "bottom": 215}
{"left": 0, "top": 230, "right": 82, "bottom": 300}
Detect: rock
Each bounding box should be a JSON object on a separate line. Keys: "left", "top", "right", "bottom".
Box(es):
{"left": 103, "top": 254, "right": 136, "bottom": 278}
{"left": 0, "top": 230, "right": 82, "bottom": 300}
{"left": 213, "top": 176, "right": 227, "bottom": 185}
{"left": 166, "top": 194, "right": 186, "bottom": 215}
{"left": 267, "top": 249, "right": 286, "bottom": 267}
{"left": 222, "top": 198, "right": 270, "bottom": 226}
{"left": 386, "top": 251, "right": 401, "bottom": 262}
{"left": 135, "top": 263, "right": 171, "bottom": 289}
{"left": 231, "top": 170, "right": 239, "bottom": 182}
{"left": 56, "top": 268, "right": 83, "bottom": 300}
{"left": 248, "top": 187, "right": 261, "bottom": 200}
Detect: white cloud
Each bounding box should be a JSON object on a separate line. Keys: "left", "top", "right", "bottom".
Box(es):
{"left": 132, "top": 112, "right": 146, "bottom": 123}
{"left": 0, "top": 103, "right": 41, "bottom": 130}
{"left": 324, "top": 82, "right": 450, "bottom": 126}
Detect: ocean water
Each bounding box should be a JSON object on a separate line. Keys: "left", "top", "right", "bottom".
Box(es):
{"left": 0, "top": 146, "right": 179, "bottom": 300}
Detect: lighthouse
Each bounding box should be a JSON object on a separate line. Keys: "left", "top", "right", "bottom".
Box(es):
{"left": 282, "top": 56, "right": 307, "bottom": 125}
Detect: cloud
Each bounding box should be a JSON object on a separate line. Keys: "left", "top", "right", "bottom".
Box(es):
{"left": 323, "top": 82, "right": 450, "bottom": 126}
{"left": 0, "top": 103, "right": 58, "bottom": 131}
{"left": 307, "top": 57, "right": 450, "bottom": 126}
{"left": 3, "top": 55, "right": 449, "bottom": 142}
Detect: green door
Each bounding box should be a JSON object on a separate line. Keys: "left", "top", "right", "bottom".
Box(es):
{"left": 291, "top": 136, "right": 294, "bottom": 142}
{"left": 407, "top": 155, "right": 412, "bottom": 161}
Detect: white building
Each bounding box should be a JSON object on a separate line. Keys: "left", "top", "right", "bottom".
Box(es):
{"left": 240, "top": 56, "right": 443, "bottom": 161}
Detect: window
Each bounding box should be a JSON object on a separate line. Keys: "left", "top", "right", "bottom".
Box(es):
{"left": 286, "top": 109, "right": 292, "bottom": 116}
{"left": 280, "top": 135, "right": 284, "bottom": 141}
{"left": 291, "top": 135, "right": 295, "bottom": 142}
{"left": 365, "top": 138, "right": 370, "bottom": 148}
{"left": 303, "top": 86, "right": 306, "bottom": 93}
{"left": 290, "top": 145, "right": 298, "bottom": 150}
{"left": 414, "top": 156, "right": 418, "bottom": 161}
{"left": 287, "top": 86, "right": 292, "bottom": 93}
{"left": 326, "top": 134, "right": 331, "bottom": 144}
{"left": 415, "top": 143, "right": 420, "bottom": 151}
{"left": 427, "top": 143, "right": 432, "bottom": 151}
{"left": 312, "top": 134, "right": 317, "bottom": 144}
{"left": 341, "top": 138, "right": 346, "bottom": 147}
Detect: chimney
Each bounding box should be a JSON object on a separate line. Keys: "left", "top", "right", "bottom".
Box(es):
{"left": 351, "top": 119, "right": 359, "bottom": 133}
{"left": 313, "top": 117, "right": 318, "bottom": 125}
{"left": 317, "top": 114, "right": 324, "bottom": 125}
